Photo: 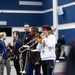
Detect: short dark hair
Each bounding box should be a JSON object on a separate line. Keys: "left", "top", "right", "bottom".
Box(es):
{"left": 13, "top": 31, "right": 20, "bottom": 37}
{"left": 31, "top": 27, "right": 38, "bottom": 33}
{"left": 42, "top": 25, "right": 52, "bottom": 30}
{"left": 24, "top": 23, "right": 29, "bottom": 25}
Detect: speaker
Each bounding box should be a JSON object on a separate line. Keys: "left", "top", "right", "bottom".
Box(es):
{"left": 0, "top": 28, "right": 12, "bottom": 36}
{"left": 58, "top": 7, "right": 64, "bottom": 15}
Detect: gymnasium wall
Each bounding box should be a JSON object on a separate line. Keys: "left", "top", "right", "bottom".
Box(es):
{"left": 43, "top": 0, "right": 53, "bottom": 26}
{"left": 0, "top": 0, "right": 43, "bottom": 44}
{"left": 58, "top": 1, "right": 75, "bottom": 45}
{"left": 1, "top": 0, "right": 75, "bottom": 45}
{"left": 43, "top": 0, "right": 75, "bottom": 45}
{"left": 0, "top": 0, "right": 42, "bottom": 27}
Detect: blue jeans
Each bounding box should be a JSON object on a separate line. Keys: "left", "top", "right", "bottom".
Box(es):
{"left": 27, "top": 63, "right": 40, "bottom": 75}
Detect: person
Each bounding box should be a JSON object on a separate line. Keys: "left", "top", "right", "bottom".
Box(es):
{"left": 0, "top": 32, "right": 11, "bottom": 75}
{"left": 59, "top": 34, "right": 66, "bottom": 59}
{"left": 64, "top": 40, "right": 75, "bottom": 75}
{"left": 13, "top": 31, "right": 22, "bottom": 75}
{"left": 20, "top": 23, "right": 31, "bottom": 75}
{"left": 55, "top": 38, "right": 62, "bottom": 60}
{"left": 36, "top": 25, "right": 57, "bottom": 75}
{"left": 3, "top": 43, "right": 11, "bottom": 75}
{"left": 27, "top": 27, "right": 40, "bottom": 75}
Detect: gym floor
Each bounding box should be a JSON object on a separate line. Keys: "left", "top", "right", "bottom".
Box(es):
{"left": 4, "top": 61, "right": 65, "bottom": 75}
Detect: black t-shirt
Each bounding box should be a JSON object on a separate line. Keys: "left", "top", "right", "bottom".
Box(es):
{"left": 22, "top": 32, "right": 31, "bottom": 59}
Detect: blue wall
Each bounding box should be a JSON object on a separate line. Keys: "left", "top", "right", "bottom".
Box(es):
{"left": 1, "top": 0, "right": 75, "bottom": 27}
{"left": 0, "top": 0, "right": 53, "bottom": 27}
{"left": 42, "top": 0, "right": 75, "bottom": 45}
{"left": 43, "top": 1, "right": 75, "bottom": 26}
{"left": 0, "top": 0, "right": 42, "bottom": 10}
{"left": 58, "top": 5, "right": 75, "bottom": 24}
{"left": 58, "top": 1, "right": 75, "bottom": 45}
{"left": 43, "top": 11, "right": 53, "bottom": 25}
{"left": 0, "top": 0, "right": 42, "bottom": 27}
{"left": 58, "top": 0, "right": 75, "bottom": 6}
{"left": 59, "top": 29, "right": 75, "bottom": 45}
{"left": 43, "top": 0, "right": 75, "bottom": 26}
{"left": 43, "top": 0, "right": 52, "bottom": 10}
{"left": 0, "top": 13, "right": 42, "bottom": 27}
{"left": 43, "top": 0, "right": 53, "bottom": 26}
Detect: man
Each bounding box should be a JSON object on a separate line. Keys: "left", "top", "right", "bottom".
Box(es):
{"left": 60, "top": 34, "right": 66, "bottom": 57}
{"left": 37, "top": 25, "right": 57, "bottom": 75}
{"left": 27, "top": 27, "right": 40, "bottom": 75}
{"left": 0, "top": 32, "right": 11, "bottom": 75}
{"left": 55, "top": 38, "right": 62, "bottom": 60}
{"left": 20, "top": 23, "right": 31, "bottom": 75}
{"left": 13, "top": 31, "right": 22, "bottom": 75}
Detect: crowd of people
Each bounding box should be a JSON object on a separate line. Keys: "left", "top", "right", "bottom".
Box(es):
{"left": 0, "top": 23, "right": 69, "bottom": 75}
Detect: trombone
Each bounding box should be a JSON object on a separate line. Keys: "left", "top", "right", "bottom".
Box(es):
{"left": 19, "top": 28, "right": 56, "bottom": 53}
{"left": 19, "top": 33, "right": 41, "bottom": 53}
{"left": 19, "top": 33, "right": 41, "bottom": 74}
{"left": 21, "top": 48, "right": 29, "bottom": 74}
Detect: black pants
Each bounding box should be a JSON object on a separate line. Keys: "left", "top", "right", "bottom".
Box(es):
{"left": 56, "top": 49, "right": 61, "bottom": 60}
{"left": 23, "top": 58, "right": 26, "bottom": 75}
{"left": 13, "top": 58, "right": 21, "bottom": 75}
{"left": 41, "top": 60, "right": 55, "bottom": 75}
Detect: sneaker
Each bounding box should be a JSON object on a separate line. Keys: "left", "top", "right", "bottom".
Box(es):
{"left": 59, "top": 57, "right": 65, "bottom": 59}
{"left": 20, "top": 70, "right": 22, "bottom": 73}
{"left": 56, "top": 60, "right": 60, "bottom": 62}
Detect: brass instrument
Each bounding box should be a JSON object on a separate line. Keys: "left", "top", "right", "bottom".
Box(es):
{"left": 7, "top": 46, "right": 16, "bottom": 60}
{"left": 19, "top": 28, "right": 56, "bottom": 53}
{"left": 10, "top": 50, "right": 15, "bottom": 60}
{"left": 19, "top": 33, "right": 41, "bottom": 74}
{"left": 51, "top": 28, "right": 56, "bottom": 34}
{"left": 19, "top": 33, "right": 41, "bottom": 53}
{"left": 21, "top": 48, "right": 29, "bottom": 74}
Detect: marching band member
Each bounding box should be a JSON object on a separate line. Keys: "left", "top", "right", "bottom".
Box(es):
{"left": 37, "top": 25, "right": 57, "bottom": 75}
{"left": 27, "top": 27, "right": 40, "bottom": 75}
{"left": 13, "top": 31, "right": 22, "bottom": 75}
{"left": 0, "top": 32, "right": 11, "bottom": 75}
{"left": 21, "top": 23, "right": 31, "bottom": 75}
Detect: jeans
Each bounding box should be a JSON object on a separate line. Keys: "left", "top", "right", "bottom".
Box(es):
{"left": 0, "top": 58, "right": 11, "bottom": 75}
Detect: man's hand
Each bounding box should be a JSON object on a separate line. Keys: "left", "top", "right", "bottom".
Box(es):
{"left": 35, "top": 61, "right": 40, "bottom": 65}
{"left": 41, "top": 35, "right": 46, "bottom": 39}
